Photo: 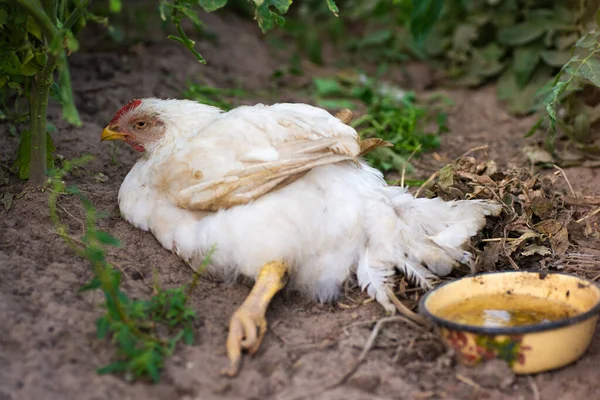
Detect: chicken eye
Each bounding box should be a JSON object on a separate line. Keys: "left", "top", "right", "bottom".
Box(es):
{"left": 134, "top": 121, "right": 149, "bottom": 130}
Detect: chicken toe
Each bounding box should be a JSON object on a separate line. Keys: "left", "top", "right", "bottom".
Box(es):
{"left": 222, "top": 261, "right": 289, "bottom": 377}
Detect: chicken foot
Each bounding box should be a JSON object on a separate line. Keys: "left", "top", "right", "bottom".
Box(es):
{"left": 222, "top": 261, "right": 289, "bottom": 377}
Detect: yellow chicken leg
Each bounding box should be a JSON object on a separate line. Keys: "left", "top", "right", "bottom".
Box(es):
{"left": 222, "top": 261, "right": 289, "bottom": 377}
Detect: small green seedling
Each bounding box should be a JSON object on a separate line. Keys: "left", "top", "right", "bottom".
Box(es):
{"left": 48, "top": 156, "right": 214, "bottom": 382}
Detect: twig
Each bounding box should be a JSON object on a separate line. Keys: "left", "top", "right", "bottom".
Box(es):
{"left": 554, "top": 165, "right": 576, "bottom": 197}
{"left": 527, "top": 376, "right": 541, "bottom": 400}
{"left": 456, "top": 373, "right": 482, "bottom": 391}
{"left": 341, "top": 317, "right": 379, "bottom": 335}
{"left": 576, "top": 207, "right": 600, "bottom": 223}
{"left": 415, "top": 170, "right": 439, "bottom": 198}
{"left": 283, "top": 316, "right": 424, "bottom": 400}
{"left": 505, "top": 251, "right": 520, "bottom": 270}
{"left": 338, "top": 316, "right": 423, "bottom": 385}
{"left": 481, "top": 237, "right": 519, "bottom": 242}
{"left": 460, "top": 145, "right": 489, "bottom": 158}
{"left": 563, "top": 196, "right": 600, "bottom": 206}
{"left": 400, "top": 144, "right": 422, "bottom": 188}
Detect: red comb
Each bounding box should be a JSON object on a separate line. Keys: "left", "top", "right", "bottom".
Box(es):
{"left": 110, "top": 99, "right": 142, "bottom": 125}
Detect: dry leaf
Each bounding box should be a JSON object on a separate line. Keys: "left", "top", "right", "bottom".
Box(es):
{"left": 521, "top": 244, "right": 552, "bottom": 256}
{"left": 438, "top": 164, "right": 455, "bottom": 191}
{"left": 1, "top": 193, "right": 13, "bottom": 212}
{"left": 523, "top": 145, "right": 553, "bottom": 165}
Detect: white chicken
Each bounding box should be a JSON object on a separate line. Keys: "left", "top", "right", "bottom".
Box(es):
{"left": 101, "top": 98, "right": 501, "bottom": 375}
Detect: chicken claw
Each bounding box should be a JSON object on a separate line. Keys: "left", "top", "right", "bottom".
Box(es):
{"left": 222, "top": 261, "right": 289, "bottom": 377}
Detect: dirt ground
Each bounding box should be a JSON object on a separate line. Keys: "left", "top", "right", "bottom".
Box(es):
{"left": 2, "top": 9, "right": 600, "bottom": 400}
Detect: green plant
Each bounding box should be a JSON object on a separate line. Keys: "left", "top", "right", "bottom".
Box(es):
{"left": 2, "top": 0, "right": 90, "bottom": 185}
{"left": 183, "top": 82, "right": 246, "bottom": 110}
{"left": 312, "top": 72, "right": 449, "bottom": 174}
{"left": 422, "top": 0, "right": 588, "bottom": 115}
{"left": 278, "top": 0, "right": 441, "bottom": 74}
{"left": 528, "top": 27, "right": 600, "bottom": 156}
{"left": 158, "top": 0, "right": 340, "bottom": 64}
{"left": 48, "top": 156, "right": 215, "bottom": 381}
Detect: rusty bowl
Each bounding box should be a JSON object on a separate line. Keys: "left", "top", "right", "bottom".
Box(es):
{"left": 419, "top": 271, "right": 600, "bottom": 374}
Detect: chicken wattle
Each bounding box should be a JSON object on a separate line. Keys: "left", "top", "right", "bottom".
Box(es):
{"left": 101, "top": 98, "right": 501, "bottom": 375}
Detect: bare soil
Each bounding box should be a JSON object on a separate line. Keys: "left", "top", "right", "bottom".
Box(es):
{"left": 1, "top": 10, "right": 600, "bottom": 400}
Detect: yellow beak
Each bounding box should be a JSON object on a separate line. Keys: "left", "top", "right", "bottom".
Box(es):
{"left": 101, "top": 126, "right": 130, "bottom": 141}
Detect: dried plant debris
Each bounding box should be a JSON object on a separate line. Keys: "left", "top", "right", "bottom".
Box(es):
{"left": 415, "top": 152, "right": 600, "bottom": 279}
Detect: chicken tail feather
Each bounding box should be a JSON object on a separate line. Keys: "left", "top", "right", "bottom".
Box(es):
{"left": 358, "top": 187, "right": 501, "bottom": 311}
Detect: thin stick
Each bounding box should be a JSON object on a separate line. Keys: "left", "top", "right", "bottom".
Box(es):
{"left": 554, "top": 165, "right": 576, "bottom": 197}
{"left": 563, "top": 196, "right": 600, "bottom": 206}
{"left": 527, "top": 376, "right": 541, "bottom": 400}
{"left": 282, "top": 316, "right": 424, "bottom": 400}
{"left": 400, "top": 144, "right": 422, "bottom": 188}
{"left": 415, "top": 171, "right": 439, "bottom": 198}
{"left": 339, "top": 316, "right": 422, "bottom": 384}
{"left": 481, "top": 237, "right": 519, "bottom": 242}
{"left": 456, "top": 373, "right": 482, "bottom": 390}
{"left": 576, "top": 207, "right": 600, "bottom": 223}
{"left": 460, "top": 145, "right": 489, "bottom": 158}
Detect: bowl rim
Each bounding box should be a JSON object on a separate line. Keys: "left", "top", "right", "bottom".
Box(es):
{"left": 419, "top": 270, "right": 600, "bottom": 335}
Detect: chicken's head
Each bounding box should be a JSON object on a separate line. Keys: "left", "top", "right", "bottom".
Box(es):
{"left": 102, "top": 98, "right": 223, "bottom": 154}
{"left": 101, "top": 99, "right": 167, "bottom": 153}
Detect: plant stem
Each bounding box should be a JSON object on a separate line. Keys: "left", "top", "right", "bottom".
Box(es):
{"left": 42, "top": 0, "right": 58, "bottom": 25}
{"left": 29, "top": 54, "right": 58, "bottom": 186}
{"left": 63, "top": 0, "right": 92, "bottom": 31}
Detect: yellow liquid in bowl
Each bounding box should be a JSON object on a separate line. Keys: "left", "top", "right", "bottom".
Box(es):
{"left": 436, "top": 293, "right": 580, "bottom": 328}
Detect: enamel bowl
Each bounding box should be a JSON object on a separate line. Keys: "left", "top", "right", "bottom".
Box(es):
{"left": 420, "top": 271, "right": 600, "bottom": 374}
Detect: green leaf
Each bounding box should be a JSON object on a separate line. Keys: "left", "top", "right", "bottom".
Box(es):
{"left": 410, "top": 0, "right": 443, "bottom": 47}
{"left": 540, "top": 50, "right": 571, "bottom": 67}
{"left": 183, "top": 326, "right": 195, "bottom": 345}
{"left": 254, "top": 0, "right": 291, "bottom": 33}
{"left": 49, "top": 82, "right": 65, "bottom": 105}
{"left": 96, "top": 231, "right": 121, "bottom": 247}
{"left": 20, "top": 58, "right": 42, "bottom": 76}
{"left": 79, "top": 277, "right": 101, "bottom": 292}
{"left": 12, "top": 129, "right": 31, "bottom": 179}
{"left": 513, "top": 45, "right": 540, "bottom": 88}
{"left": 525, "top": 116, "right": 543, "bottom": 138}
{"left": 97, "top": 361, "right": 128, "bottom": 375}
{"left": 56, "top": 60, "right": 83, "bottom": 126}
{"left": 7, "top": 82, "right": 22, "bottom": 95}
{"left": 497, "top": 22, "right": 546, "bottom": 46}
{"left": 313, "top": 78, "right": 342, "bottom": 96}
{"left": 452, "top": 24, "right": 478, "bottom": 51}
{"left": 0, "top": 52, "right": 22, "bottom": 75}
{"left": 357, "top": 30, "right": 392, "bottom": 48}
{"left": 198, "top": 0, "right": 228, "bottom": 12}
{"left": 315, "top": 98, "right": 356, "bottom": 110}
{"left": 65, "top": 31, "right": 80, "bottom": 53}
{"left": 26, "top": 16, "right": 42, "bottom": 40}
{"left": 326, "top": 0, "right": 339, "bottom": 16}
{"left": 147, "top": 359, "right": 160, "bottom": 382}
{"left": 0, "top": 9, "right": 8, "bottom": 25}
{"left": 66, "top": 186, "right": 81, "bottom": 194}
{"left": 578, "top": 58, "right": 600, "bottom": 87}
{"left": 109, "top": 0, "right": 122, "bottom": 13}
{"left": 575, "top": 33, "right": 599, "bottom": 50}
{"left": 96, "top": 315, "right": 110, "bottom": 339}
